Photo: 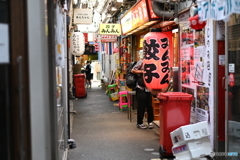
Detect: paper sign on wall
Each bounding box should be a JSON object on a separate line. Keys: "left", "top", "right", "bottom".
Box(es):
{"left": 219, "top": 55, "right": 225, "bottom": 65}
{"left": 229, "top": 63, "right": 235, "bottom": 73}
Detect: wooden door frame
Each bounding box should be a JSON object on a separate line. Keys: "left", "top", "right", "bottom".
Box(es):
{"left": 9, "top": 0, "right": 31, "bottom": 159}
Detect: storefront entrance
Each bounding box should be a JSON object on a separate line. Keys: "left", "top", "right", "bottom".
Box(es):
{"left": 226, "top": 13, "right": 240, "bottom": 159}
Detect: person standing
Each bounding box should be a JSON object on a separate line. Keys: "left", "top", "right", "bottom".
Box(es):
{"left": 131, "top": 59, "right": 154, "bottom": 129}
{"left": 85, "top": 61, "right": 92, "bottom": 88}
{"left": 90, "top": 61, "right": 94, "bottom": 81}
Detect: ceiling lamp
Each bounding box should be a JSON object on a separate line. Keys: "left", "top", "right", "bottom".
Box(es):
{"left": 111, "top": 6, "right": 117, "bottom": 11}
{"left": 107, "top": 13, "right": 112, "bottom": 18}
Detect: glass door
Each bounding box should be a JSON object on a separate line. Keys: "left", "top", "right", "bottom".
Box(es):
{"left": 226, "top": 13, "right": 240, "bottom": 159}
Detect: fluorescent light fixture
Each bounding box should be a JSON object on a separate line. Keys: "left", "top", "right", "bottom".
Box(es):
{"left": 172, "top": 28, "right": 179, "bottom": 33}
{"left": 73, "top": 0, "right": 78, "bottom": 4}
{"left": 138, "top": 26, "right": 146, "bottom": 29}
{"left": 144, "top": 21, "right": 157, "bottom": 26}
{"left": 111, "top": 7, "right": 117, "bottom": 11}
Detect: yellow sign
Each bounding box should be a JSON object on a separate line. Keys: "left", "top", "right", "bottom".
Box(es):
{"left": 99, "top": 24, "right": 122, "bottom": 35}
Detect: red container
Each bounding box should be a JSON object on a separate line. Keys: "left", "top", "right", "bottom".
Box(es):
{"left": 157, "top": 92, "right": 193, "bottom": 159}
{"left": 74, "top": 74, "right": 87, "bottom": 98}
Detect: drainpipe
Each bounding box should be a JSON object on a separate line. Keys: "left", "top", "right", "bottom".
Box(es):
{"left": 151, "top": 0, "right": 176, "bottom": 19}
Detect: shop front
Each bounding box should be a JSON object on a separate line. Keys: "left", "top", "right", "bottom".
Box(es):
{"left": 120, "top": 0, "right": 179, "bottom": 122}
{"left": 177, "top": 1, "right": 240, "bottom": 158}
{"left": 226, "top": 13, "right": 240, "bottom": 158}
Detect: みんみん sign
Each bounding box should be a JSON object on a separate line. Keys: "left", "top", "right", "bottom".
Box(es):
{"left": 99, "top": 24, "right": 122, "bottom": 35}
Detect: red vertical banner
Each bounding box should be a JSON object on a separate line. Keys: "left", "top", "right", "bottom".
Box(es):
{"left": 164, "top": 31, "right": 173, "bottom": 68}
{"left": 83, "top": 33, "right": 88, "bottom": 42}
{"left": 94, "top": 42, "right": 99, "bottom": 51}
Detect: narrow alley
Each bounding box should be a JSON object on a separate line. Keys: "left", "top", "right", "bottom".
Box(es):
{"left": 68, "top": 81, "right": 161, "bottom": 160}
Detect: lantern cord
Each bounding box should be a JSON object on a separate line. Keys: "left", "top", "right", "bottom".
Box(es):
{"left": 189, "top": 0, "right": 197, "bottom": 9}
{"left": 168, "top": 2, "right": 174, "bottom": 21}
{"left": 162, "top": 0, "right": 174, "bottom": 21}
{"left": 163, "top": 1, "right": 166, "bottom": 22}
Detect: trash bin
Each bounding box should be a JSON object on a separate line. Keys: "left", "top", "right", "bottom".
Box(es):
{"left": 157, "top": 92, "right": 193, "bottom": 159}
{"left": 74, "top": 74, "right": 87, "bottom": 98}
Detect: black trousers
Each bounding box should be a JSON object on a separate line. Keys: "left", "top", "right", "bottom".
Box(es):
{"left": 136, "top": 88, "right": 154, "bottom": 125}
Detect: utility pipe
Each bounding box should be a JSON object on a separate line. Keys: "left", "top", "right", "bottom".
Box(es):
{"left": 151, "top": 0, "right": 175, "bottom": 19}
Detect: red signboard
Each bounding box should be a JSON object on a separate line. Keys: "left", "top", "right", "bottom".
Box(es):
{"left": 101, "top": 35, "right": 118, "bottom": 43}
{"left": 146, "top": 0, "right": 160, "bottom": 20}
{"left": 131, "top": 0, "right": 149, "bottom": 28}
{"left": 83, "top": 33, "right": 88, "bottom": 42}
{"left": 120, "top": 0, "right": 162, "bottom": 34}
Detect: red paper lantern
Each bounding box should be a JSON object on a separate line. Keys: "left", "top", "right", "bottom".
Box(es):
{"left": 143, "top": 28, "right": 171, "bottom": 91}
{"left": 189, "top": 14, "right": 206, "bottom": 31}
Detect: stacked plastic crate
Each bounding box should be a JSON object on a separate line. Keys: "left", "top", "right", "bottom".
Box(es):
{"left": 170, "top": 121, "right": 212, "bottom": 160}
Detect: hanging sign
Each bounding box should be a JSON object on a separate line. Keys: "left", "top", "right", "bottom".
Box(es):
{"left": 198, "top": 0, "right": 240, "bottom": 21}
{"left": 73, "top": 9, "right": 93, "bottom": 24}
{"left": 70, "top": 32, "right": 85, "bottom": 56}
{"left": 99, "top": 24, "right": 122, "bottom": 35}
{"left": 210, "top": 0, "right": 226, "bottom": 20}
{"left": 100, "top": 35, "right": 118, "bottom": 42}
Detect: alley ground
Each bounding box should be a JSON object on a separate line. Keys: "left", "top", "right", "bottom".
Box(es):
{"left": 67, "top": 80, "right": 162, "bottom": 160}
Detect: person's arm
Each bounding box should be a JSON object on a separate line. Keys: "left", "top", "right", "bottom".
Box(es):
{"left": 131, "top": 60, "right": 143, "bottom": 74}
{"left": 131, "top": 69, "right": 143, "bottom": 74}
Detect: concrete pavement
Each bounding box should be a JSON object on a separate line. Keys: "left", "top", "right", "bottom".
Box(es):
{"left": 67, "top": 80, "right": 162, "bottom": 160}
